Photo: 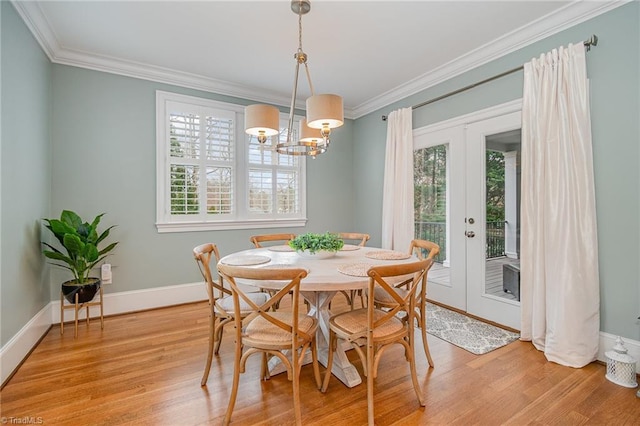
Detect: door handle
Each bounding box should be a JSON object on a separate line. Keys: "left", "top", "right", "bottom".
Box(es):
{"left": 466, "top": 231, "right": 475, "bottom": 238}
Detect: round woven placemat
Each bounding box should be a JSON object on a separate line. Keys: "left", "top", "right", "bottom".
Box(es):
{"left": 267, "top": 245, "right": 295, "bottom": 252}
{"left": 340, "top": 244, "right": 361, "bottom": 251}
{"left": 365, "top": 250, "right": 411, "bottom": 260}
{"left": 221, "top": 255, "right": 271, "bottom": 266}
{"left": 337, "top": 263, "right": 371, "bottom": 277}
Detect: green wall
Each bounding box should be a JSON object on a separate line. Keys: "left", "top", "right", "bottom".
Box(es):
{"left": 353, "top": 2, "right": 640, "bottom": 340}
{"left": 1, "top": 1, "right": 52, "bottom": 347}
{"left": 49, "top": 66, "right": 355, "bottom": 299}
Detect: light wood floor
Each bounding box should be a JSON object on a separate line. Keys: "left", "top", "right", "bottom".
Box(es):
{"left": 1, "top": 298, "right": 638, "bottom": 425}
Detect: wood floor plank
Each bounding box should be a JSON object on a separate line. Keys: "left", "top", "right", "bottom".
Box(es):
{"left": 1, "top": 300, "right": 638, "bottom": 425}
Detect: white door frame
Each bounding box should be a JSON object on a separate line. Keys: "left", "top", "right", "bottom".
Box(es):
{"left": 413, "top": 99, "right": 522, "bottom": 327}
{"left": 413, "top": 125, "right": 466, "bottom": 310}
{"left": 465, "top": 111, "right": 522, "bottom": 330}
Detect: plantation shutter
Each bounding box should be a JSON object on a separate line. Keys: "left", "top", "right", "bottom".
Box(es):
{"left": 247, "top": 120, "right": 301, "bottom": 217}
{"left": 168, "top": 107, "right": 235, "bottom": 219}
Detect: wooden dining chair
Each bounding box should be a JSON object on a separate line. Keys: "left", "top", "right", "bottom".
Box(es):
{"left": 217, "top": 263, "right": 322, "bottom": 426}
{"left": 193, "top": 243, "right": 270, "bottom": 386}
{"left": 335, "top": 232, "right": 370, "bottom": 309}
{"left": 321, "top": 259, "right": 432, "bottom": 425}
{"left": 250, "top": 233, "right": 301, "bottom": 310}
{"left": 249, "top": 233, "right": 296, "bottom": 248}
{"left": 372, "top": 239, "right": 439, "bottom": 367}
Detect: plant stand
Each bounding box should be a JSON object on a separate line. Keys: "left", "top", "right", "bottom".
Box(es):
{"left": 60, "top": 286, "right": 104, "bottom": 338}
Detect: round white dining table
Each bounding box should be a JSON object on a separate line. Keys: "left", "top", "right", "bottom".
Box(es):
{"left": 218, "top": 244, "right": 417, "bottom": 388}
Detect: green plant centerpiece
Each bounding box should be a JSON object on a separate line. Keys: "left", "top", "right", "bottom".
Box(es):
{"left": 42, "top": 210, "right": 118, "bottom": 304}
{"left": 288, "top": 232, "right": 344, "bottom": 259}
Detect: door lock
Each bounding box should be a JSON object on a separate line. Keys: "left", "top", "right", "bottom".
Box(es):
{"left": 466, "top": 231, "right": 475, "bottom": 238}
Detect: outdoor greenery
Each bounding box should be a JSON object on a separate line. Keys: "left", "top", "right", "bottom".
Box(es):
{"left": 414, "top": 145, "right": 447, "bottom": 223}
{"left": 42, "top": 210, "right": 118, "bottom": 284}
{"left": 413, "top": 145, "right": 508, "bottom": 260}
{"left": 485, "top": 150, "right": 505, "bottom": 222}
{"left": 288, "top": 232, "right": 344, "bottom": 254}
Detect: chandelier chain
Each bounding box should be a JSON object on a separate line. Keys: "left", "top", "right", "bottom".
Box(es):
{"left": 298, "top": 4, "right": 303, "bottom": 52}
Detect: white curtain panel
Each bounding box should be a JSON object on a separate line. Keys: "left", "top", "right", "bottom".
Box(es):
{"left": 381, "top": 107, "right": 414, "bottom": 251}
{"left": 520, "top": 43, "right": 600, "bottom": 368}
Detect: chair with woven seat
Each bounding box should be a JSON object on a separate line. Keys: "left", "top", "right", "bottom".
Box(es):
{"left": 193, "top": 243, "right": 270, "bottom": 386}
{"left": 218, "top": 263, "right": 322, "bottom": 426}
{"left": 372, "top": 239, "right": 439, "bottom": 367}
{"left": 250, "top": 233, "right": 299, "bottom": 310}
{"left": 321, "top": 259, "right": 432, "bottom": 425}
{"left": 335, "top": 232, "right": 370, "bottom": 309}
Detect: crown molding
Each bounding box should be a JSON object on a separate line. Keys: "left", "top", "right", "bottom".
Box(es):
{"left": 351, "top": 0, "right": 629, "bottom": 119}
{"left": 12, "top": 0, "right": 627, "bottom": 121}
{"left": 11, "top": 0, "right": 59, "bottom": 60}
{"left": 54, "top": 47, "right": 296, "bottom": 108}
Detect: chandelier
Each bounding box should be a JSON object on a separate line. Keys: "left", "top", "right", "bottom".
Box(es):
{"left": 243, "top": 0, "right": 344, "bottom": 157}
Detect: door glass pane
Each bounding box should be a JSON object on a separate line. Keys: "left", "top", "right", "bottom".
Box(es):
{"left": 414, "top": 144, "right": 450, "bottom": 287}
{"left": 484, "top": 130, "right": 520, "bottom": 302}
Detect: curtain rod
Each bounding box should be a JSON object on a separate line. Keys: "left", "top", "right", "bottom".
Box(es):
{"left": 381, "top": 34, "right": 598, "bottom": 121}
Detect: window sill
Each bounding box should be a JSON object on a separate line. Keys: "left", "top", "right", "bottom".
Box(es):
{"left": 156, "top": 218, "right": 308, "bottom": 233}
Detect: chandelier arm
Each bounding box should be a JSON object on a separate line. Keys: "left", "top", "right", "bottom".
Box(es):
{"left": 303, "top": 62, "right": 315, "bottom": 96}
{"left": 287, "top": 60, "right": 301, "bottom": 145}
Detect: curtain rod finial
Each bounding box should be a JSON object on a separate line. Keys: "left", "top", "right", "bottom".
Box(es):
{"left": 382, "top": 115, "right": 387, "bottom": 121}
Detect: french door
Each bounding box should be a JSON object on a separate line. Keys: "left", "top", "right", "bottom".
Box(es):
{"left": 413, "top": 103, "right": 522, "bottom": 330}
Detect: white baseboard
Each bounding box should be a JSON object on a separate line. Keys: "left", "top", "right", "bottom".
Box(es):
{"left": 1, "top": 281, "right": 207, "bottom": 387}
{"left": 3, "top": 282, "right": 638, "bottom": 387}
{"left": 598, "top": 332, "right": 640, "bottom": 374}
{"left": 51, "top": 281, "right": 207, "bottom": 323}
{"left": 0, "top": 303, "right": 52, "bottom": 386}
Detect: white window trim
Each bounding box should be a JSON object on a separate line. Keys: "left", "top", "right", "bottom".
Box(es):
{"left": 155, "top": 91, "right": 307, "bottom": 232}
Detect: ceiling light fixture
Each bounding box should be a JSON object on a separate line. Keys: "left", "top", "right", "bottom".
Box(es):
{"left": 244, "top": 0, "right": 344, "bottom": 157}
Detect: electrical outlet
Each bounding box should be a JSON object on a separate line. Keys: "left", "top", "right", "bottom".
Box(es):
{"left": 101, "top": 263, "right": 112, "bottom": 284}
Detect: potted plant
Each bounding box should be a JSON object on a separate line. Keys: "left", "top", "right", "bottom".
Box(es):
{"left": 288, "top": 232, "right": 344, "bottom": 259}
{"left": 42, "top": 210, "right": 118, "bottom": 304}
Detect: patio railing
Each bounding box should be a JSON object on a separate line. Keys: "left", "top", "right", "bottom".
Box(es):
{"left": 414, "top": 220, "right": 506, "bottom": 261}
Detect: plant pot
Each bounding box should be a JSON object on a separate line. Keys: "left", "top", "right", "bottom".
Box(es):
{"left": 296, "top": 250, "right": 336, "bottom": 260}
{"left": 62, "top": 278, "right": 101, "bottom": 304}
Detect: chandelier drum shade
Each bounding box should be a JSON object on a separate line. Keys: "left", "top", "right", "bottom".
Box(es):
{"left": 244, "top": 104, "right": 280, "bottom": 144}
{"left": 244, "top": 0, "right": 343, "bottom": 157}
{"left": 306, "top": 94, "right": 344, "bottom": 134}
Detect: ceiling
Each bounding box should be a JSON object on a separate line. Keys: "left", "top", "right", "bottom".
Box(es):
{"left": 13, "top": 1, "right": 618, "bottom": 119}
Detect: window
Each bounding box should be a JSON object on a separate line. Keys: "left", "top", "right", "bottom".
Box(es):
{"left": 156, "top": 91, "right": 306, "bottom": 232}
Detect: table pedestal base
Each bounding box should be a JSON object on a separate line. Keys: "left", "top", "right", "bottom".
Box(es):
{"left": 267, "top": 290, "right": 363, "bottom": 388}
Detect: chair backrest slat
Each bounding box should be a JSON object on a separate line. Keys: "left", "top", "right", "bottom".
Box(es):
{"left": 367, "top": 259, "right": 432, "bottom": 329}
{"left": 250, "top": 233, "right": 296, "bottom": 248}
{"left": 193, "top": 243, "right": 230, "bottom": 302}
{"left": 217, "top": 264, "right": 310, "bottom": 341}
{"left": 336, "top": 232, "right": 370, "bottom": 247}
{"left": 409, "top": 239, "right": 439, "bottom": 260}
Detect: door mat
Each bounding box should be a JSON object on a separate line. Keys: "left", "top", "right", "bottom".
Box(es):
{"left": 426, "top": 302, "right": 520, "bottom": 355}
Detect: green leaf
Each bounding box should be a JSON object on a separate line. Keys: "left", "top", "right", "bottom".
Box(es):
{"left": 47, "top": 219, "right": 76, "bottom": 238}
{"left": 98, "top": 242, "right": 118, "bottom": 256}
{"left": 43, "top": 250, "right": 74, "bottom": 266}
{"left": 84, "top": 243, "right": 99, "bottom": 262}
{"left": 90, "top": 213, "right": 105, "bottom": 231}
{"left": 96, "top": 226, "right": 116, "bottom": 245}
{"left": 61, "top": 210, "right": 82, "bottom": 229}
{"left": 63, "top": 233, "right": 84, "bottom": 256}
